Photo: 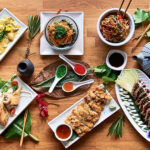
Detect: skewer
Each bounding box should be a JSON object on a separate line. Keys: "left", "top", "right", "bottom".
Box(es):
{"left": 20, "top": 109, "right": 28, "bottom": 147}
{"left": 123, "top": 0, "right": 132, "bottom": 17}
{"left": 118, "top": 0, "right": 125, "bottom": 14}
{"left": 132, "top": 23, "right": 150, "bottom": 53}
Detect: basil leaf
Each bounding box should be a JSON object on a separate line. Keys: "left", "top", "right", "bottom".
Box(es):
{"left": 34, "top": 68, "right": 91, "bottom": 88}
{"left": 69, "top": 131, "right": 78, "bottom": 141}
{"left": 93, "top": 63, "right": 111, "bottom": 78}
{"left": 102, "top": 76, "right": 115, "bottom": 83}
{"left": 133, "top": 8, "right": 149, "bottom": 24}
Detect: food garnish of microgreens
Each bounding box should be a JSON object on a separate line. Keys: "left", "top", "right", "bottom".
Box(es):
{"left": 107, "top": 115, "right": 125, "bottom": 139}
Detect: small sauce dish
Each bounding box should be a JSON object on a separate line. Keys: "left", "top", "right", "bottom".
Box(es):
{"left": 106, "top": 50, "right": 127, "bottom": 71}
{"left": 55, "top": 124, "right": 73, "bottom": 142}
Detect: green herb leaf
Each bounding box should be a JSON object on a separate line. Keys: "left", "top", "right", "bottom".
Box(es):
{"left": 133, "top": 8, "right": 149, "bottom": 24}
{"left": 0, "top": 78, "right": 6, "bottom": 89}
{"left": 54, "top": 26, "right": 67, "bottom": 39}
{"left": 2, "top": 110, "right": 39, "bottom": 142}
{"left": 107, "top": 115, "right": 124, "bottom": 139}
{"left": 146, "top": 30, "right": 150, "bottom": 37}
{"left": 69, "top": 131, "right": 78, "bottom": 141}
{"left": 28, "top": 15, "right": 40, "bottom": 41}
{"left": 93, "top": 63, "right": 111, "bottom": 78}
{"left": 102, "top": 76, "right": 115, "bottom": 83}
{"left": 0, "top": 27, "right": 6, "bottom": 41}
{"left": 34, "top": 68, "right": 91, "bottom": 88}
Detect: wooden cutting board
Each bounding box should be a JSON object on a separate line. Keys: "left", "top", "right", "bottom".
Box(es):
{"left": 30, "top": 60, "right": 94, "bottom": 99}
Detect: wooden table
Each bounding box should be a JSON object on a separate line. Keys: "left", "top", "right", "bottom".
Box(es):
{"left": 0, "top": 0, "right": 150, "bottom": 149}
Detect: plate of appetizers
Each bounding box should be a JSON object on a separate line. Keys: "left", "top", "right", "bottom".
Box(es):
{"left": 115, "top": 69, "right": 150, "bottom": 142}
{"left": 0, "top": 75, "right": 37, "bottom": 134}
{"left": 40, "top": 12, "right": 84, "bottom": 55}
{"left": 48, "top": 85, "right": 120, "bottom": 148}
{"left": 0, "top": 8, "right": 27, "bottom": 61}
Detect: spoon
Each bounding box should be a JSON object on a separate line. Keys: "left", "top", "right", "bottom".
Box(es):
{"left": 59, "top": 54, "right": 87, "bottom": 76}
{"left": 62, "top": 79, "right": 94, "bottom": 93}
{"left": 49, "top": 64, "right": 67, "bottom": 93}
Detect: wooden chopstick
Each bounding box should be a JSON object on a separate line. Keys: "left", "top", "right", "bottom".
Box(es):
{"left": 118, "top": 0, "right": 125, "bottom": 14}
{"left": 20, "top": 109, "right": 28, "bottom": 147}
{"left": 123, "top": 0, "right": 132, "bottom": 17}
{"left": 132, "top": 23, "right": 150, "bottom": 53}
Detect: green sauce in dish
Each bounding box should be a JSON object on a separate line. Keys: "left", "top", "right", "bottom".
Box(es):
{"left": 56, "top": 65, "right": 67, "bottom": 79}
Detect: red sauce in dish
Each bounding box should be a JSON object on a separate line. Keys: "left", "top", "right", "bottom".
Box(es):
{"left": 74, "top": 64, "right": 86, "bottom": 75}
{"left": 56, "top": 125, "right": 71, "bottom": 139}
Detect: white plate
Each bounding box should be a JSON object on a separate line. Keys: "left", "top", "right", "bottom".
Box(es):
{"left": 0, "top": 75, "right": 37, "bottom": 135}
{"left": 40, "top": 12, "right": 84, "bottom": 55}
{"left": 0, "top": 8, "right": 28, "bottom": 61}
{"left": 115, "top": 69, "right": 150, "bottom": 142}
{"left": 48, "top": 84, "right": 120, "bottom": 148}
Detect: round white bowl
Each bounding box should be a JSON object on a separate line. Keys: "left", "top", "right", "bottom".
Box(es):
{"left": 54, "top": 124, "right": 73, "bottom": 142}
{"left": 106, "top": 49, "right": 127, "bottom": 71}
{"left": 97, "top": 8, "right": 135, "bottom": 46}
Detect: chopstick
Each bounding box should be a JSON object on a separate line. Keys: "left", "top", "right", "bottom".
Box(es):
{"left": 20, "top": 109, "right": 28, "bottom": 147}
{"left": 132, "top": 23, "right": 150, "bottom": 52}
{"left": 118, "top": 0, "right": 132, "bottom": 17}
{"left": 123, "top": 0, "right": 132, "bottom": 17}
{"left": 118, "top": 0, "right": 125, "bottom": 14}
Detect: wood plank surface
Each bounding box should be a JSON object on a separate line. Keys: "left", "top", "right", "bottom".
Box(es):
{"left": 0, "top": 0, "right": 150, "bottom": 149}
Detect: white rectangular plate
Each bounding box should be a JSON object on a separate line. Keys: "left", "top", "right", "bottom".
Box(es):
{"left": 0, "top": 8, "right": 28, "bottom": 61}
{"left": 0, "top": 75, "right": 37, "bottom": 134}
{"left": 115, "top": 69, "right": 150, "bottom": 142}
{"left": 48, "top": 84, "right": 120, "bottom": 148}
{"left": 40, "top": 12, "right": 84, "bottom": 55}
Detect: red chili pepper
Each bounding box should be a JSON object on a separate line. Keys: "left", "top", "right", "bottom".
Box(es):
{"left": 11, "top": 81, "right": 18, "bottom": 85}
{"left": 36, "top": 94, "right": 48, "bottom": 117}
{"left": 118, "top": 15, "right": 122, "bottom": 20}
{"left": 106, "top": 35, "right": 109, "bottom": 41}
{"left": 10, "top": 108, "right": 16, "bottom": 116}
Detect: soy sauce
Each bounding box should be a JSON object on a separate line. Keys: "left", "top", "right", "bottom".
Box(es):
{"left": 109, "top": 53, "right": 124, "bottom": 67}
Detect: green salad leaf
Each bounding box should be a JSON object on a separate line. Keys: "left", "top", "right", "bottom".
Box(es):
{"left": 2, "top": 110, "right": 39, "bottom": 142}
{"left": 34, "top": 68, "right": 91, "bottom": 88}
{"left": 133, "top": 8, "right": 150, "bottom": 38}
{"left": 93, "top": 63, "right": 117, "bottom": 83}
{"left": 133, "top": 8, "right": 149, "bottom": 24}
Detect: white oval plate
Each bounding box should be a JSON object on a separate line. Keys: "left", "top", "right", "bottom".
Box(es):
{"left": 115, "top": 69, "right": 150, "bottom": 142}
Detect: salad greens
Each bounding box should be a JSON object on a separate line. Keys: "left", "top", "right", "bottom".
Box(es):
{"left": 34, "top": 68, "right": 91, "bottom": 88}
{"left": 93, "top": 63, "right": 117, "bottom": 83}
{"left": 133, "top": 8, "right": 150, "bottom": 38}
{"left": 0, "top": 75, "right": 18, "bottom": 93}
{"left": 2, "top": 110, "right": 39, "bottom": 142}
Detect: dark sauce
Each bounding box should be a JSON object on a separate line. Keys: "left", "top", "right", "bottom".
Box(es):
{"left": 109, "top": 53, "right": 124, "bottom": 67}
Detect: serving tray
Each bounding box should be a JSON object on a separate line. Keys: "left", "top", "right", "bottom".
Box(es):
{"left": 48, "top": 84, "right": 120, "bottom": 148}
{"left": 0, "top": 75, "right": 37, "bottom": 135}
{"left": 115, "top": 69, "right": 150, "bottom": 142}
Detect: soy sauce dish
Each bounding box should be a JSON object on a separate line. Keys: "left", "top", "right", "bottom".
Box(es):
{"left": 54, "top": 124, "right": 73, "bottom": 142}
{"left": 97, "top": 8, "right": 135, "bottom": 46}
{"left": 106, "top": 50, "right": 127, "bottom": 71}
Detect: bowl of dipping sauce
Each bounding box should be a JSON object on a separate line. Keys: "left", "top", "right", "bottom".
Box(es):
{"left": 55, "top": 124, "right": 72, "bottom": 142}
{"left": 106, "top": 50, "right": 127, "bottom": 71}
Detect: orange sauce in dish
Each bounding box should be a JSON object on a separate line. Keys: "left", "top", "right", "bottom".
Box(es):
{"left": 63, "top": 82, "right": 74, "bottom": 92}
{"left": 56, "top": 125, "right": 71, "bottom": 139}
